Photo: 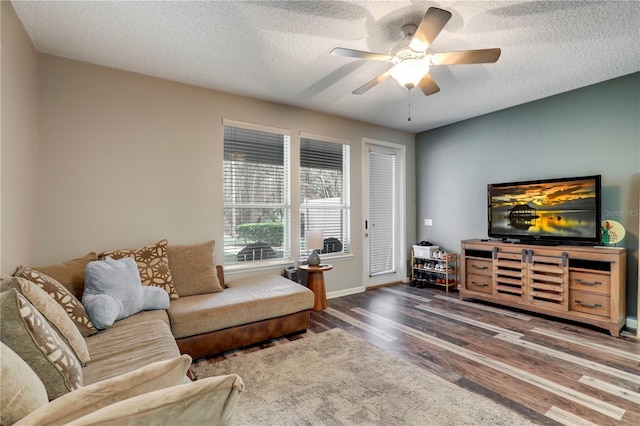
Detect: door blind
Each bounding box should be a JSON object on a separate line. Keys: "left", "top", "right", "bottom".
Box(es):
{"left": 369, "top": 150, "right": 397, "bottom": 276}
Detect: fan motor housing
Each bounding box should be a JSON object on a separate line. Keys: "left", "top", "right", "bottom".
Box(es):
{"left": 401, "top": 24, "right": 418, "bottom": 39}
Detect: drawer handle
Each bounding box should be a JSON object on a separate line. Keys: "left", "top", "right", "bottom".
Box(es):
{"left": 471, "top": 281, "right": 489, "bottom": 287}
{"left": 575, "top": 279, "right": 602, "bottom": 286}
{"left": 575, "top": 300, "right": 602, "bottom": 309}
{"left": 471, "top": 265, "right": 489, "bottom": 270}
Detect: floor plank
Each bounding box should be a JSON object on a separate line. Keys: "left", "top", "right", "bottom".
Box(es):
{"left": 195, "top": 284, "right": 640, "bottom": 425}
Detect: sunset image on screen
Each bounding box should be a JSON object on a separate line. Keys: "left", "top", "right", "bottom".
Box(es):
{"left": 490, "top": 178, "right": 597, "bottom": 238}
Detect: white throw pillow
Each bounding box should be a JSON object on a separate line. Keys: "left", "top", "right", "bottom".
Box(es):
{"left": 0, "top": 342, "right": 48, "bottom": 425}
{"left": 82, "top": 257, "right": 169, "bottom": 329}
{"left": 15, "top": 355, "right": 193, "bottom": 426}
{"left": 65, "top": 374, "right": 244, "bottom": 426}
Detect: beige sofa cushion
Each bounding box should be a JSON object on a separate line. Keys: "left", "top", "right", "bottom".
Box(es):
{"left": 64, "top": 374, "right": 244, "bottom": 426}
{"left": 83, "top": 320, "right": 181, "bottom": 385}
{"left": 110, "top": 308, "right": 170, "bottom": 329}
{"left": 31, "top": 253, "right": 98, "bottom": 300}
{"left": 168, "top": 274, "right": 314, "bottom": 339}
{"left": 16, "top": 355, "right": 192, "bottom": 426}
{"left": 167, "top": 240, "right": 223, "bottom": 296}
{"left": 1, "top": 342, "right": 48, "bottom": 425}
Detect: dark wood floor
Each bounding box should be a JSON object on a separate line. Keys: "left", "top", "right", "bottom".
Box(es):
{"left": 200, "top": 284, "right": 640, "bottom": 425}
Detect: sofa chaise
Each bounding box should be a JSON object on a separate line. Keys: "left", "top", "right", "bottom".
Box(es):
{"left": 29, "top": 239, "right": 315, "bottom": 359}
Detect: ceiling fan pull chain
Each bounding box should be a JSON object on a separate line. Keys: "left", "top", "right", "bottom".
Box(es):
{"left": 408, "top": 89, "right": 412, "bottom": 122}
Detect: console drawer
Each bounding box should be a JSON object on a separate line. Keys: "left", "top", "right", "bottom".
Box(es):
{"left": 570, "top": 290, "right": 610, "bottom": 317}
{"left": 466, "top": 259, "right": 491, "bottom": 275}
{"left": 570, "top": 271, "right": 610, "bottom": 294}
{"left": 466, "top": 273, "right": 493, "bottom": 294}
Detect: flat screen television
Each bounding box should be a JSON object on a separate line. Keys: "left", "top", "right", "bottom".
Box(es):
{"left": 488, "top": 175, "right": 602, "bottom": 245}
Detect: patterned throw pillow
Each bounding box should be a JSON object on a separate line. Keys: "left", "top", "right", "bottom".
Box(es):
{"left": 100, "top": 239, "right": 178, "bottom": 300}
{"left": 1, "top": 276, "right": 90, "bottom": 364}
{"left": 15, "top": 267, "right": 97, "bottom": 337}
{"left": 0, "top": 289, "right": 83, "bottom": 400}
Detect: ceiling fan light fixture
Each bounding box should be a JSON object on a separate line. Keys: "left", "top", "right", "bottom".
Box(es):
{"left": 389, "top": 58, "right": 429, "bottom": 89}
{"left": 331, "top": 7, "right": 499, "bottom": 97}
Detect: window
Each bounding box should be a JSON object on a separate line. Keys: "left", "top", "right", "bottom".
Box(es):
{"left": 300, "top": 135, "right": 350, "bottom": 258}
{"left": 223, "top": 123, "right": 290, "bottom": 264}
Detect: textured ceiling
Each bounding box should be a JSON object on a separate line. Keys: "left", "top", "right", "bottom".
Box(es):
{"left": 11, "top": 1, "right": 640, "bottom": 133}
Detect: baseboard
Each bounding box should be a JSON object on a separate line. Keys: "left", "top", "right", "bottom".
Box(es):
{"left": 626, "top": 316, "right": 638, "bottom": 331}
{"left": 366, "top": 281, "right": 404, "bottom": 290}
{"left": 327, "top": 286, "right": 365, "bottom": 299}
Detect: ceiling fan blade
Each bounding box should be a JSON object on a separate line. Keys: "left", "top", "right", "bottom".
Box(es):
{"left": 409, "top": 7, "right": 452, "bottom": 52}
{"left": 418, "top": 74, "right": 440, "bottom": 96}
{"left": 331, "top": 48, "right": 393, "bottom": 61}
{"left": 353, "top": 71, "right": 391, "bottom": 95}
{"left": 430, "top": 48, "right": 502, "bottom": 65}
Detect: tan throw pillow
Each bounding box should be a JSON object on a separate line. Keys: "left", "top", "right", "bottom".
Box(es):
{"left": 50, "top": 373, "right": 244, "bottom": 426}
{"left": 100, "top": 239, "right": 178, "bottom": 300}
{"left": 167, "top": 241, "right": 223, "bottom": 297}
{"left": 1, "top": 277, "right": 90, "bottom": 365}
{"left": 15, "top": 267, "right": 97, "bottom": 337}
{"left": 16, "top": 355, "right": 193, "bottom": 426}
{"left": 0, "top": 289, "right": 83, "bottom": 400}
{"left": 33, "top": 252, "right": 98, "bottom": 300}
{"left": 0, "top": 342, "right": 48, "bottom": 425}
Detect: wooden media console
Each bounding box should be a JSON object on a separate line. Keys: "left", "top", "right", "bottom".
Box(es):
{"left": 460, "top": 239, "right": 627, "bottom": 336}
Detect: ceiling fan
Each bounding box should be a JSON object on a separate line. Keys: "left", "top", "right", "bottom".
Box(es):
{"left": 331, "top": 7, "right": 501, "bottom": 96}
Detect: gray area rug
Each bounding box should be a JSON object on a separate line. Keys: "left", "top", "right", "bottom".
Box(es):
{"left": 192, "top": 329, "right": 535, "bottom": 425}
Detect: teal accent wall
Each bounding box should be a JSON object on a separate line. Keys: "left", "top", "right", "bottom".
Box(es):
{"left": 416, "top": 72, "right": 640, "bottom": 322}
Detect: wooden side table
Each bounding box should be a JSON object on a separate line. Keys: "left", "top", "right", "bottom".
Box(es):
{"left": 298, "top": 264, "right": 332, "bottom": 311}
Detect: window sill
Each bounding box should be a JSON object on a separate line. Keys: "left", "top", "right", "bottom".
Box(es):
{"left": 297, "top": 253, "right": 354, "bottom": 265}
{"left": 223, "top": 259, "right": 292, "bottom": 276}
{"left": 224, "top": 253, "right": 354, "bottom": 275}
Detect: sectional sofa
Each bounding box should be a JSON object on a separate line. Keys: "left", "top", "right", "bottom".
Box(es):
{"left": 1, "top": 239, "right": 315, "bottom": 424}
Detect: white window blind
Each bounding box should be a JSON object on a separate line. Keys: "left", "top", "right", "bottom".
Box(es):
{"left": 223, "top": 125, "right": 290, "bottom": 264}
{"left": 300, "top": 136, "right": 350, "bottom": 257}
{"left": 369, "top": 150, "right": 396, "bottom": 275}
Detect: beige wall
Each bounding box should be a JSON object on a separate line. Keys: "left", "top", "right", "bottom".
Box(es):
{"left": 38, "top": 54, "right": 416, "bottom": 293}
{"left": 1, "top": 1, "right": 39, "bottom": 274}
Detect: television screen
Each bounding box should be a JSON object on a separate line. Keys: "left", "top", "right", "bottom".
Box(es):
{"left": 488, "top": 175, "right": 601, "bottom": 244}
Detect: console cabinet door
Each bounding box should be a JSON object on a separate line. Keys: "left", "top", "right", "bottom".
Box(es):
{"left": 493, "top": 250, "right": 526, "bottom": 301}
{"left": 527, "top": 251, "right": 569, "bottom": 312}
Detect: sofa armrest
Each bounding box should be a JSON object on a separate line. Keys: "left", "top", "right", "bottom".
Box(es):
{"left": 217, "top": 264, "right": 226, "bottom": 288}
{"left": 66, "top": 374, "right": 244, "bottom": 426}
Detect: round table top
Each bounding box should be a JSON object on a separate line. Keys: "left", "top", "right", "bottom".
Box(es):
{"left": 298, "top": 264, "right": 333, "bottom": 272}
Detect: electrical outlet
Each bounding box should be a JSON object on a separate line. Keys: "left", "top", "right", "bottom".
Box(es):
{"left": 424, "top": 218, "right": 433, "bottom": 226}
